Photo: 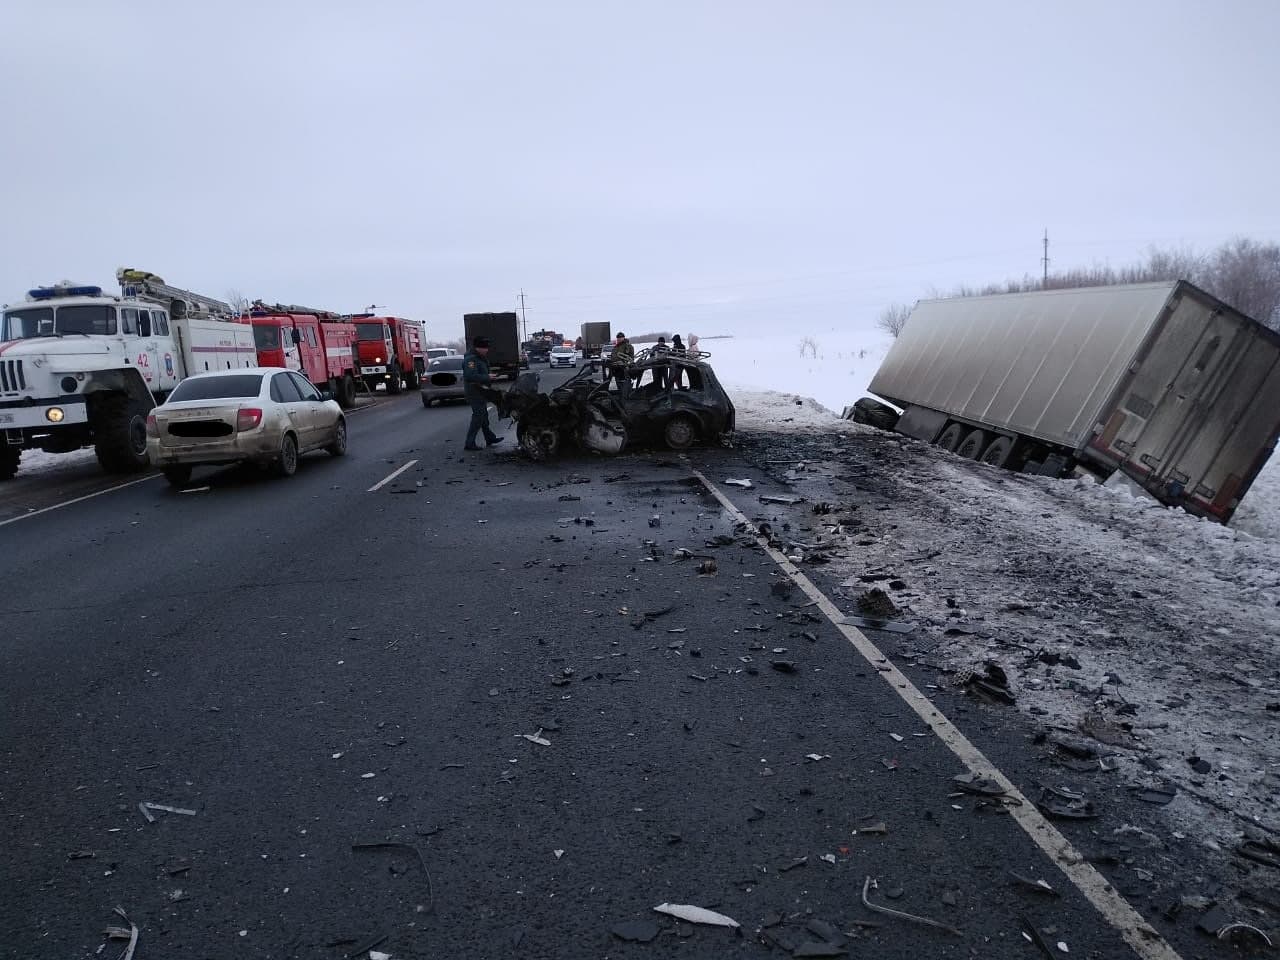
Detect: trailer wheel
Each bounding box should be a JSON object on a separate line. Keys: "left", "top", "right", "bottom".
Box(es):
{"left": 980, "top": 435, "right": 1016, "bottom": 468}
{"left": 936, "top": 423, "right": 965, "bottom": 452}
{"left": 956, "top": 429, "right": 987, "bottom": 460}
{"left": 386, "top": 373, "right": 403, "bottom": 395}
{"left": 0, "top": 446, "right": 20, "bottom": 481}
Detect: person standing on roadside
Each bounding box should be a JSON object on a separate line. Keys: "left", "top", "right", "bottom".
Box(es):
{"left": 608, "top": 331, "right": 635, "bottom": 401}
{"left": 670, "top": 334, "right": 687, "bottom": 389}
{"left": 652, "top": 335, "right": 671, "bottom": 389}
{"left": 462, "top": 336, "right": 504, "bottom": 451}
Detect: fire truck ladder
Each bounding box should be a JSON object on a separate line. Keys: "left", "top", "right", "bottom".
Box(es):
{"left": 116, "top": 268, "right": 237, "bottom": 321}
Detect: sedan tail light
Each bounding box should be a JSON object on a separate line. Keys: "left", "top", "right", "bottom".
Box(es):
{"left": 145, "top": 414, "right": 158, "bottom": 438}
{"left": 236, "top": 407, "right": 264, "bottom": 432}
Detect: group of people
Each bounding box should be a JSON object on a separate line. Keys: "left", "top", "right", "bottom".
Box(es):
{"left": 604, "top": 331, "right": 694, "bottom": 398}
{"left": 458, "top": 330, "right": 700, "bottom": 450}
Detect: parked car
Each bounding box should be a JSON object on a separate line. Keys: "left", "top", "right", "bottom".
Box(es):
{"left": 420, "top": 356, "right": 469, "bottom": 407}
{"left": 548, "top": 345, "right": 578, "bottom": 368}
{"left": 425, "top": 347, "right": 457, "bottom": 361}
{"left": 145, "top": 368, "right": 347, "bottom": 487}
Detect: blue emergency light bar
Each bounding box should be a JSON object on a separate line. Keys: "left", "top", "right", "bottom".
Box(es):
{"left": 28, "top": 285, "right": 104, "bottom": 300}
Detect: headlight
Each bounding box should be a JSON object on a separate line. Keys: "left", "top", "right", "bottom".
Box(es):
{"left": 46, "top": 407, "right": 65, "bottom": 423}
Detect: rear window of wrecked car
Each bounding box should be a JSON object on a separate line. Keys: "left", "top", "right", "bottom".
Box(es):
{"left": 168, "top": 374, "right": 265, "bottom": 402}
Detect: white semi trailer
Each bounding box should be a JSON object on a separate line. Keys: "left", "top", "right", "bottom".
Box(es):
{"left": 863, "top": 280, "right": 1280, "bottom": 524}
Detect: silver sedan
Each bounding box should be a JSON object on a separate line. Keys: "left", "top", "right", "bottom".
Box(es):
{"left": 146, "top": 367, "right": 347, "bottom": 487}
{"left": 420, "top": 356, "right": 469, "bottom": 407}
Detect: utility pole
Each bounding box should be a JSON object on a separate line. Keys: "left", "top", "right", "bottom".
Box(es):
{"left": 1041, "top": 229, "right": 1050, "bottom": 287}
{"left": 518, "top": 289, "right": 528, "bottom": 343}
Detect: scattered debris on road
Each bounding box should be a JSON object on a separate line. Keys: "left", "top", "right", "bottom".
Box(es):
{"left": 653, "top": 902, "right": 739, "bottom": 928}
{"left": 861, "top": 876, "right": 961, "bottom": 936}
{"left": 137, "top": 801, "right": 197, "bottom": 823}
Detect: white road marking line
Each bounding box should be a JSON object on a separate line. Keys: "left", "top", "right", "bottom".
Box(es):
{"left": 692, "top": 469, "right": 1183, "bottom": 960}
{"left": 0, "top": 474, "right": 160, "bottom": 529}
{"left": 367, "top": 459, "right": 418, "bottom": 492}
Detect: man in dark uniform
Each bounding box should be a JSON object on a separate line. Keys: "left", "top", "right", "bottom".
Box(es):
{"left": 462, "top": 337, "right": 504, "bottom": 451}
{"left": 608, "top": 331, "right": 636, "bottom": 401}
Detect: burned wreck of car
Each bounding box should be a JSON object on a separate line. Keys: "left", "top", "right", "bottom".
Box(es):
{"left": 484, "top": 348, "right": 735, "bottom": 460}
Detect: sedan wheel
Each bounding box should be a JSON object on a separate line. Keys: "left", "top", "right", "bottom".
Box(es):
{"left": 422, "top": 395, "right": 433, "bottom": 408}
{"left": 326, "top": 418, "right": 348, "bottom": 457}
{"left": 664, "top": 414, "right": 698, "bottom": 450}
{"left": 518, "top": 420, "right": 560, "bottom": 461}
{"left": 275, "top": 433, "right": 299, "bottom": 477}
{"left": 162, "top": 465, "right": 193, "bottom": 488}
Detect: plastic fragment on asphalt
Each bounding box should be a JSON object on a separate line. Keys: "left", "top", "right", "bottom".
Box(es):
{"left": 1008, "top": 871, "right": 1059, "bottom": 897}
{"left": 820, "top": 853, "right": 837, "bottom": 864}
{"left": 370, "top": 952, "right": 392, "bottom": 960}
{"left": 724, "top": 478, "right": 753, "bottom": 488}
{"left": 179, "top": 486, "right": 211, "bottom": 494}
{"left": 107, "top": 907, "right": 139, "bottom": 960}
{"left": 838, "top": 615, "right": 915, "bottom": 634}
{"left": 862, "top": 877, "right": 961, "bottom": 936}
{"left": 759, "top": 495, "right": 803, "bottom": 505}
{"left": 889, "top": 733, "right": 904, "bottom": 742}
{"left": 138, "top": 801, "right": 197, "bottom": 822}
{"left": 520, "top": 729, "right": 552, "bottom": 746}
{"left": 1057, "top": 942, "right": 1069, "bottom": 953}
{"left": 554, "top": 849, "right": 564, "bottom": 859}
{"left": 805, "top": 753, "right": 830, "bottom": 762}
{"left": 653, "top": 903, "right": 740, "bottom": 928}
{"left": 857, "top": 822, "right": 887, "bottom": 835}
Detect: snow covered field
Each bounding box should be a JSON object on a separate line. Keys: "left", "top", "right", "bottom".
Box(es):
{"left": 713, "top": 326, "right": 1280, "bottom": 856}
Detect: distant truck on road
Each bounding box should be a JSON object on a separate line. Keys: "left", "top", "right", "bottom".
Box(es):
{"left": 463, "top": 312, "right": 522, "bottom": 380}
{"left": 861, "top": 281, "right": 1280, "bottom": 524}
{"left": 580, "top": 321, "right": 611, "bottom": 358}
{"left": 240, "top": 304, "right": 359, "bottom": 408}
{"left": 351, "top": 314, "right": 426, "bottom": 394}
{"left": 0, "top": 269, "right": 256, "bottom": 480}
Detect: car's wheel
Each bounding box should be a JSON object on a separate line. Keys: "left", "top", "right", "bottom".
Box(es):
{"left": 980, "top": 435, "right": 1016, "bottom": 468}
{"left": 326, "top": 418, "right": 348, "bottom": 457}
{"left": 0, "top": 446, "right": 19, "bottom": 481}
{"left": 274, "top": 433, "right": 299, "bottom": 477}
{"left": 422, "top": 395, "right": 433, "bottom": 408}
{"left": 956, "top": 429, "right": 988, "bottom": 460}
{"left": 518, "top": 419, "right": 560, "bottom": 461}
{"left": 163, "top": 464, "right": 193, "bottom": 487}
{"left": 664, "top": 414, "right": 699, "bottom": 450}
{"left": 936, "top": 423, "right": 965, "bottom": 452}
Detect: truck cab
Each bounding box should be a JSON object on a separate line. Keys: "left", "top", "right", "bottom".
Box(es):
{"left": 240, "top": 309, "right": 358, "bottom": 407}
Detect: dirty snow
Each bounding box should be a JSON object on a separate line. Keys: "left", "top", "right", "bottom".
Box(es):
{"left": 714, "top": 329, "right": 1279, "bottom": 857}
{"left": 13, "top": 447, "right": 98, "bottom": 476}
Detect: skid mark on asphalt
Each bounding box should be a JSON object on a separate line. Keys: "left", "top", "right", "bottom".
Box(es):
{"left": 693, "top": 468, "right": 1183, "bottom": 960}
{"left": 367, "top": 458, "right": 419, "bottom": 492}
{"left": 0, "top": 474, "right": 159, "bottom": 529}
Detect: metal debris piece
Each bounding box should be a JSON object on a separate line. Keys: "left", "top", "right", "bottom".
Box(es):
{"left": 724, "top": 478, "right": 754, "bottom": 488}
{"left": 838, "top": 615, "right": 915, "bottom": 634}
{"left": 1008, "top": 871, "right": 1059, "bottom": 897}
{"left": 611, "top": 919, "right": 660, "bottom": 942}
{"left": 952, "top": 772, "right": 1010, "bottom": 798}
{"left": 805, "top": 753, "right": 830, "bottom": 762}
{"left": 861, "top": 877, "right": 961, "bottom": 936}
{"left": 351, "top": 842, "right": 434, "bottom": 913}
{"left": 653, "top": 902, "right": 739, "bottom": 928}
{"left": 109, "top": 907, "right": 139, "bottom": 960}
{"left": 520, "top": 729, "right": 552, "bottom": 746}
{"left": 1020, "top": 915, "right": 1056, "bottom": 958}
{"left": 857, "top": 822, "right": 888, "bottom": 835}
{"left": 698, "top": 559, "right": 718, "bottom": 575}
{"left": 1036, "top": 785, "right": 1098, "bottom": 820}
{"left": 759, "top": 494, "right": 804, "bottom": 505}
{"left": 1217, "top": 923, "right": 1273, "bottom": 947}
{"left": 138, "top": 801, "right": 197, "bottom": 822}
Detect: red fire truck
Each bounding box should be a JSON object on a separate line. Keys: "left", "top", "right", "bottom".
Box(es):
{"left": 350, "top": 314, "right": 426, "bottom": 393}
{"left": 239, "top": 303, "right": 360, "bottom": 408}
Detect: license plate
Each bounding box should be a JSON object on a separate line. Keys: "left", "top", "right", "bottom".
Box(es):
{"left": 362, "top": 366, "right": 387, "bottom": 375}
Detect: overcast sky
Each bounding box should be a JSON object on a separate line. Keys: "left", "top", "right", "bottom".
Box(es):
{"left": 3, "top": 0, "right": 1277, "bottom": 340}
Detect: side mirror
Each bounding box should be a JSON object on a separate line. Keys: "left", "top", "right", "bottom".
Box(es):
{"left": 291, "top": 329, "right": 303, "bottom": 345}
{"left": 319, "top": 389, "right": 334, "bottom": 401}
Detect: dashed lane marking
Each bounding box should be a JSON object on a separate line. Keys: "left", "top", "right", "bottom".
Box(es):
{"left": 692, "top": 468, "right": 1183, "bottom": 960}
{"left": 367, "top": 459, "right": 419, "bottom": 493}
{"left": 0, "top": 474, "right": 160, "bottom": 529}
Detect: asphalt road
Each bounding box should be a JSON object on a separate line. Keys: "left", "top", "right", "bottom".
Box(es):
{"left": 0, "top": 371, "right": 1208, "bottom": 959}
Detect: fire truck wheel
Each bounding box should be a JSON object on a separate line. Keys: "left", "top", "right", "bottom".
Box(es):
{"left": 339, "top": 374, "right": 357, "bottom": 408}
{"left": 0, "top": 446, "right": 20, "bottom": 481}
{"left": 326, "top": 419, "right": 348, "bottom": 457}
{"left": 386, "top": 374, "right": 403, "bottom": 395}
{"left": 274, "top": 433, "right": 299, "bottom": 477}
{"left": 404, "top": 370, "right": 419, "bottom": 389}
{"left": 162, "top": 465, "right": 192, "bottom": 487}
{"left": 91, "top": 392, "right": 151, "bottom": 473}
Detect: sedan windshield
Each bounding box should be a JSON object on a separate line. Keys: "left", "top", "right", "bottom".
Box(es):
{"left": 168, "top": 374, "right": 265, "bottom": 402}
{"left": 2, "top": 305, "right": 117, "bottom": 339}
